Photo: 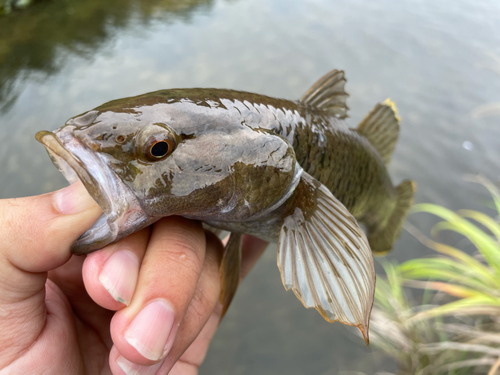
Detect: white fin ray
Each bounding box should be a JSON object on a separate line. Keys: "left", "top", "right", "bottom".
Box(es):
{"left": 277, "top": 172, "right": 375, "bottom": 343}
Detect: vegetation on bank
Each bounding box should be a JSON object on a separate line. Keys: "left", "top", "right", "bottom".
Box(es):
{"left": 370, "top": 177, "right": 500, "bottom": 374}
{"left": 1, "top": 0, "right": 35, "bottom": 15}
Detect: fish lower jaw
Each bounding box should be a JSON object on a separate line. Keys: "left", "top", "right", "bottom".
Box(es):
{"left": 71, "top": 213, "right": 117, "bottom": 254}
{"left": 71, "top": 206, "right": 156, "bottom": 254}
{"left": 37, "top": 129, "right": 154, "bottom": 254}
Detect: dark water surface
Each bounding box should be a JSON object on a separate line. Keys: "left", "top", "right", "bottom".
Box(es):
{"left": 1, "top": 0, "right": 500, "bottom": 373}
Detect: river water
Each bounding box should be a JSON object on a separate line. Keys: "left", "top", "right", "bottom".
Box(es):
{"left": 1, "top": 0, "right": 499, "bottom": 373}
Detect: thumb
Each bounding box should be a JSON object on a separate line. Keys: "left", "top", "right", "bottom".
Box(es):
{"left": 0, "top": 182, "right": 101, "bottom": 360}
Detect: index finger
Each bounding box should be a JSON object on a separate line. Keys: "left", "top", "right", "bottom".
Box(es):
{"left": 110, "top": 216, "right": 207, "bottom": 364}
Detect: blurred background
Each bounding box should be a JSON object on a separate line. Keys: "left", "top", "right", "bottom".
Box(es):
{"left": 1, "top": 0, "right": 500, "bottom": 373}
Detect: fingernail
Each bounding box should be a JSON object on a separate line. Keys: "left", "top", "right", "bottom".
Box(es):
{"left": 53, "top": 181, "right": 99, "bottom": 215}
{"left": 125, "top": 300, "right": 175, "bottom": 361}
{"left": 99, "top": 250, "right": 139, "bottom": 305}
{"left": 116, "top": 355, "right": 164, "bottom": 375}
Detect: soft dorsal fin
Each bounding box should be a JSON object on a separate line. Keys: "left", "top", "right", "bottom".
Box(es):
{"left": 301, "top": 70, "right": 349, "bottom": 119}
{"left": 357, "top": 98, "right": 401, "bottom": 164}
{"left": 277, "top": 171, "right": 375, "bottom": 344}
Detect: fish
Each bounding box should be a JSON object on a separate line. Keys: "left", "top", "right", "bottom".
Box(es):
{"left": 36, "top": 70, "right": 415, "bottom": 344}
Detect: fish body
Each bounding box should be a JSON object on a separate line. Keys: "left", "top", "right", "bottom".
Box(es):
{"left": 36, "top": 70, "right": 415, "bottom": 342}
{"left": 182, "top": 90, "right": 397, "bottom": 241}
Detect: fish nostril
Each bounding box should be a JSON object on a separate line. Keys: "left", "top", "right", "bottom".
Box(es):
{"left": 116, "top": 135, "right": 126, "bottom": 144}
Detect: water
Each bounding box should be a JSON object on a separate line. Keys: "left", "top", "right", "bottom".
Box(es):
{"left": 1, "top": 0, "right": 500, "bottom": 373}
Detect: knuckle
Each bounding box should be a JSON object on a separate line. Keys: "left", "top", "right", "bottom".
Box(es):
{"left": 185, "top": 266, "right": 221, "bottom": 324}
{"left": 1, "top": 198, "right": 54, "bottom": 254}
{"left": 188, "top": 286, "right": 215, "bottom": 324}
{"left": 159, "top": 238, "right": 204, "bottom": 274}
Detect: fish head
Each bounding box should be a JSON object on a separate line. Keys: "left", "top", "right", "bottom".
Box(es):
{"left": 36, "top": 93, "right": 299, "bottom": 254}
{"left": 35, "top": 107, "right": 162, "bottom": 254}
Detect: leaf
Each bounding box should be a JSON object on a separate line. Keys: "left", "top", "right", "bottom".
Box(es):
{"left": 412, "top": 204, "right": 500, "bottom": 277}
{"left": 423, "top": 281, "right": 489, "bottom": 299}
{"left": 404, "top": 221, "right": 500, "bottom": 288}
{"left": 464, "top": 175, "right": 500, "bottom": 218}
{"left": 458, "top": 209, "right": 500, "bottom": 242}
{"left": 399, "top": 258, "right": 499, "bottom": 293}
{"left": 383, "top": 262, "right": 405, "bottom": 306}
{"left": 408, "top": 296, "right": 500, "bottom": 322}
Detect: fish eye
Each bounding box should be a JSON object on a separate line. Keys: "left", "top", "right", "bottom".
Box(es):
{"left": 150, "top": 141, "right": 169, "bottom": 157}
{"left": 144, "top": 135, "right": 176, "bottom": 161}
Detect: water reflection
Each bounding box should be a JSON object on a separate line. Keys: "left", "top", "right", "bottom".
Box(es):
{"left": 0, "top": 0, "right": 215, "bottom": 111}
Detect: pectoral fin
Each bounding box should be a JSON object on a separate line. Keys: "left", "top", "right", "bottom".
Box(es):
{"left": 277, "top": 172, "right": 375, "bottom": 344}
{"left": 219, "top": 232, "right": 242, "bottom": 320}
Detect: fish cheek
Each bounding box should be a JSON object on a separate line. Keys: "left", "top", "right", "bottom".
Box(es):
{"left": 120, "top": 162, "right": 144, "bottom": 182}
{"left": 117, "top": 152, "right": 229, "bottom": 218}
{"left": 139, "top": 171, "right": 235, "bottom": 218}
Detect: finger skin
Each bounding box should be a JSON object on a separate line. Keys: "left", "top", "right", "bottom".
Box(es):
{"left": 108, "top": 230, "right": 222, "bottom": 375}
{"left": 240, "top": 235, "right": 268, "bottom": 280}
{"left": 103, "top": 230, "right": 267, "bottom": 373}
{"left": 110, "top": 216, "right": 207, "bottom": 365}
{"left": 0, "top": 183, "right": 101, "bottom": 367}
{"left": 157, "top": 233, "right": 267, "bottom": 374}
{"left": 83, "top": 228, "right": 151, "bottom": 311}
{"left": 0, "top": 183, "right": 101, "bottom": 275}
{"left": 49, "top": 254, "right": 115, "bottom": 350}
{"left": 158, "top": 231, "right": 223, "bottom": 373}
{"left": 1, "top": 279, "right": 81, "bottom": 374}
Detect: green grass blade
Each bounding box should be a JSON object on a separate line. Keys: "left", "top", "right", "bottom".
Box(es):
{"left": 458, "top": 209, "right": 500, "bottom": 242}
{"left": 418, "top": 281, "right": 492, "bottom": 299}
{"left": 381, "top": 261, "right": 406, "bottom": 308}
{"left": 408, "top": 296, "right": 500, "bottom": 322}
{"left": 399, "top": 260, "right": 498, "bottom": 294}
{"left": 412, "top": 204, "right": 500, "bottom": 276}
{"left": 404, "top": 222, "right": 500, "bottom": 288}
{"left": 465, "top": 175, "right": 500, "bottom": 217}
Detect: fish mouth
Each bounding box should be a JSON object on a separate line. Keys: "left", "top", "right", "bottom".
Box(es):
{"left": 36, "top": 127, "right": 154, "bottom": 254}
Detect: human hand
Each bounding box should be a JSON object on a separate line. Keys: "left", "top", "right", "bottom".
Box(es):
{"left": 0, "top": 182, "right": 267, "bottom": 374}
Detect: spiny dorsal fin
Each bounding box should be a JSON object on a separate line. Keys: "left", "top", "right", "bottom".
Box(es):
{"left": 357, "top": 98, "right": 401, "bottom": 164}
{"left": 277, "top": 171, "right": 375, "bottom": 345}
{"left": 301, "top": 70, "right": 349, "bottom": 119}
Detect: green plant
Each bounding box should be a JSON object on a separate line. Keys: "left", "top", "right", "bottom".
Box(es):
{"left": 370, "top": 177, "right": 500, "bottom": 374}
{"left": 1, "top": 0, "right": 34, "bottom": 15}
